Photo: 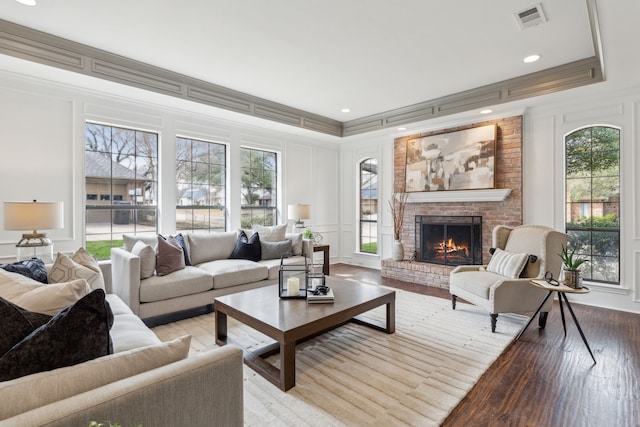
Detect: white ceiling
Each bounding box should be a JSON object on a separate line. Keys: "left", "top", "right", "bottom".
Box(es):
{"left": 0, "top": 0, "right": 602, "bottom": 123}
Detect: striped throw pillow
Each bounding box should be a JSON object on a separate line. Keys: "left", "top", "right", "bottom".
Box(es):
{"left": 486, "top": 248, "right": 529, "bottom": 279}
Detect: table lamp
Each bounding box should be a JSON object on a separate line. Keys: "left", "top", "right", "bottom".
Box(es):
{"left": 4, "top": 200, "right": 64, "bottom": 262}
{"left": 287, "top": 204, "right": 310, "bottom": 230}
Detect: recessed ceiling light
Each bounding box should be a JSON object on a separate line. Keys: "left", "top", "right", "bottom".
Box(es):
{"left": 16, "top": 0, "right": 37, "bottom": 5}
{"left": 480, "top": 109, "right": 492, "bottom": 114}
{"left": 341, "top": 108, "right": 351, "bottom": 113}
{"left": 523, "top": 54, "right": 541, "bottom": 63}
{"left": 397, "top": 127, "right": 407, "bottom": 131}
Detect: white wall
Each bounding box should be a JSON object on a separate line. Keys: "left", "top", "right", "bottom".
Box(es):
{"left": 0, "top": 72, "right": 340, "bottom": 264}
{"left": 340, "top": 85, "right": 640, "bottom": 314}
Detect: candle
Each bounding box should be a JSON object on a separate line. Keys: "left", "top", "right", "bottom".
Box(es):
{"left": 287, "top": 277, "right": 300, "bottom": 296}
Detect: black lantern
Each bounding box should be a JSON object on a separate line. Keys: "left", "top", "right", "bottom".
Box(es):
{"left": 278, "top": 257, "right": 308, "bottom": 299}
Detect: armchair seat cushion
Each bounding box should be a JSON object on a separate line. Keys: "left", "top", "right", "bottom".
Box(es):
{"left": 139, "top": 267, "right": 213, "bottom": 303}
{"left": 450, "top": 270, "right": 507, "bottom": 300}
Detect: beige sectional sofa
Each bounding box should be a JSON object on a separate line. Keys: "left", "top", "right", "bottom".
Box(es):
{"left": 111, "top": 229, "right": 311, "bottom": 321}
{"left": 1, "top": 262, "right": 243, "bottom": 427}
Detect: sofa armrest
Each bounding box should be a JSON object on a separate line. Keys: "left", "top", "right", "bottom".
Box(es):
{"left": 490, "top": 278, "right": 554, "bottom": 313}
{"left": 2, "top": 345, "right": 244, "bottom": 427}
{"left": 110, "top": 247, "right": 142, "bottom": 315}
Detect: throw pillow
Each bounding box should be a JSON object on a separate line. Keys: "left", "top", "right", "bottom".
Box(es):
{"left": 48, "top": 248, "right": 105, "bottom": 291}
{"left": 122, "top": 234, "right": 158, "bottom": 252}
{"left": 0, "top": 258, "right": 48, "bottom": 284}
{"left": 285, "top": 233, "right": 304, "bottom": 256}
{"left": 0, "top": 267, "right": 91, "bottom": 316}
{"left": 0, "top": 335, "right": 191, "bottom": 421}
{"left": 252, "top": 224, "right": 287, "bottom": 242}
{"left": 132, "top": 240, "right": 156, "bottom": 279}
{"left": 0, "top": 289, "right": 114, "bottom": 382}
{"left": 156, "top": 235, "right": 186, "bottom": 276}
{"left": 486, "top": 248, "right": 530, "bottom": 279}
{"left": 187, "top": 231, "right": 238, "bottom": 265}
{"left": 0, "top": 297, "right": 51, "bottom": 356}
{"left": 261, "top": 239, "right": 292, "bottom": 260}
{"left": 175, "top": 233, "right": 191, "bottom": 266}
{"left": 229, "top": 230, "right": 261, "bottom": 262}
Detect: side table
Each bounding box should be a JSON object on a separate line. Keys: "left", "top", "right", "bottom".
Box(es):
{"left": 313, "top": 244, "right": 330, "bottom": 275}
{"left": 517, "top": 279, "right": 596, "bottom": 364}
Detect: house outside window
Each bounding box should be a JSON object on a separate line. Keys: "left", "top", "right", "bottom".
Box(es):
{"left": 85, "top": 122, "right": 158, "bottom": 259}
{"left": 360, "top": 158, "right": 378, "bottom": 253}
{"left": 176, "top": 137, "right": 227, "bottom": 233}
{"left": 565, "top": 125, "right": 620, "bottom": 284}
{"left": 240, "top": 147, "right": 278, "bottom": 228}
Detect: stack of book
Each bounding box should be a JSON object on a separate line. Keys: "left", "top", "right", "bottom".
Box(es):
{"left": 307, "top": 287, "right": 334, "bottom": 303}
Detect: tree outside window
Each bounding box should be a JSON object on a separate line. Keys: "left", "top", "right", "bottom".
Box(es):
{"left": 240, "top": 147, "right": 278, "bottom": 228}
{"left": 565, "top": 126, "right": 620, "bottom": 284}
{"left": 85, "top": 122, "right": 158, "bottom": 259}
{"left": 360, "top": 158, "right": 378, "bottom": 253}
{"left": 176, "top": 137, "right": 226, "bottom": 232}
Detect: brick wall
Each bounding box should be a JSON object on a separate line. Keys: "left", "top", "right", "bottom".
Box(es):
{"left": 382, "top": 116, "right": 523, "bottom": 288}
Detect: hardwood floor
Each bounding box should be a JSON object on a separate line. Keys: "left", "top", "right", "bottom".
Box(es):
{"left": 331, "top": 263, "right": 640, "bottom": 427}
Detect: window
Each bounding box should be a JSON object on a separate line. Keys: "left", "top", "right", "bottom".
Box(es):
{"left": 565, "top": 126, "right": 620, "bottom": 284}
{"left": 85, "top": 122, "right": 158, "bottom": 259}
{"left": 176, "top": 137, "right": 227, "bottom": 232}
{"left": 240, "top": 147, "right": 278, "bottom": 228}
{"left": 359, "top": 158, "right": 378, "bottom": 253}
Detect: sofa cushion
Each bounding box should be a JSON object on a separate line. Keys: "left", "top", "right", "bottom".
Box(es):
{"left": 259, "top": 256, "right": 307, "bottom": 280}
{"left": 252, "top": 224, "right": 287, "bottom": 242}
{"left": 0, "top": 335, "right": 190, "bottom": 421}
{"left": 198, "top": 259, "right": 269, "bottom": 289}
{"left": 48, "top": 247, "right": 105, "bottom": 291}
{"left": 132, "top": 240, "right": 156, "bottom": 279}
{"left": 487, "top": 248, "right": 529, "bottom": 279}
{"left": 0, "top": 289, "right": 114, "bottom": 382}
{"left": 0, "top": 257, "right": 48, "bottom": 284}
{"left": 106, "top": 294, "right": 162, "bottom": 352}
{"left": 123, "top": 233, "right": 158, "bottom": 252}
{"left": 156, "top": 235, "right": 186, "bottom": 276}
{"left": 139, "top": 266, "right": 213, "bottom": 303}
{"left": 187, "top": 231, "right": 238, "bottom": 265}
{"left": 0, "top": 269, "right": 91, "bottom": 316}
{"left": 286, "top": 232, "right": 304, "bottom": 256}
{"left": 229, "top": 230, "right": 261, "bottom": 262}
{"left": 261, "top": 239, "right": 292, "bottom": 260}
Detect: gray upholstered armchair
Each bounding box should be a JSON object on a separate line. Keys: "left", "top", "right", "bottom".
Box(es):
{"left": 449, "top": 224, "right": 568, "bottom": 332}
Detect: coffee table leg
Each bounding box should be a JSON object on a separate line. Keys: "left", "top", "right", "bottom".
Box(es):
{"left": 215, "top": 309, "right": 228, "bottom": 345}
{"left": 281, "top": 342, "right": 296, "bottom": 391}
{"left": 386, "top": 300, "right": 396, "bottom": 333}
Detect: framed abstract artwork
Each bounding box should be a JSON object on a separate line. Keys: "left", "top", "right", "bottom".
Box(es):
{"left": 405, "top": 124, "right": 497, "bottom": 192}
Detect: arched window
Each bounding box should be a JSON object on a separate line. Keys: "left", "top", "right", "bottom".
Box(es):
{"left": 359, "top": 158, "right": 378, "bottom": 253}
{"left": 565, "top": 126, "right": 620, "bottom": 284}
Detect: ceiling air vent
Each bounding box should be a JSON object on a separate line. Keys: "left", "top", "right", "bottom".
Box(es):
{"left": 515, "top": 3, "right": 547, "bottom": 30}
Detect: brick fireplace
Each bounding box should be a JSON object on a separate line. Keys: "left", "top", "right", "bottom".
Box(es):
{"left": 382, "top": 116, "right": 523, "bottom": 288}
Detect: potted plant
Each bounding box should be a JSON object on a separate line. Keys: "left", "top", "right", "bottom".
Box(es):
{"left": 559, "top": 244, "right": 588, "bottom": 288}
{"left": 388, "top": 189, "right": 408, "bottom": 261}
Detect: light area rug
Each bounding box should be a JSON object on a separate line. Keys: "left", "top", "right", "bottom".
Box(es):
{"left": 152, "top": 288, "right": 527, "bottom": 426}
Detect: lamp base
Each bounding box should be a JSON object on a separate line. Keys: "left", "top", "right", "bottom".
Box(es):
{"left": 16, "top": 242, "right": 54, "bottom": 263}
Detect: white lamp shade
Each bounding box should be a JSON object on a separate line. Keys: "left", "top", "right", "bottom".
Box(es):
{"left": 287, "top": 204, "right": 310, "bottom": 220}
{"left": 4, "top": 201, "right": 64, "bottom": 231}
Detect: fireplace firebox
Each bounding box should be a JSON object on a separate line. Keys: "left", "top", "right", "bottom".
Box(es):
{"left": 415, "top": 215, "right": 482, "bottom": 266}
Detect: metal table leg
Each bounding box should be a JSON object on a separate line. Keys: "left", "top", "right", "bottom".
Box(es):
{"left": 561, "top": 293, "right": 597, "bottom": 364}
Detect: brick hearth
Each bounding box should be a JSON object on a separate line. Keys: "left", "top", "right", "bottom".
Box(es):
{"left": 382, "top": 116, "right": 523, "bottom": 288}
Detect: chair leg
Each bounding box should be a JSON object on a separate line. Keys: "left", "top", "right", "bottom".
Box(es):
{"left": 538, "top": 311, "right": 549, "bottom": 329}
{"left": 490, "top": 313, "right": 498, "bottom": 333}
{"left": 451, "top": 295, "right": 457, "bottom": 310}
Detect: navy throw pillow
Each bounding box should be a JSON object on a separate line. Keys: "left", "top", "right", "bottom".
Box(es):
{"left": 229, "top": 230, "right": 261, "bottom": 262}
{"left": 0, "top": 257, "right": 48, "bottom": 284}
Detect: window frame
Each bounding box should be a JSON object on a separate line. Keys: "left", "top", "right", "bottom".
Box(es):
{"left": 240, "top": 146, "right": 279, "bottom": 228}
{"left": 564, "top": 125, "right": 621, "bottom": 285}
{"left": 359, "top": 158, "right": 378, "bottom": 254}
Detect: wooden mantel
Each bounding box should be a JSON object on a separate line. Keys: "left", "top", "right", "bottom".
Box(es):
{"left": 403, "top": 189, "right": 512, "bottom": 203}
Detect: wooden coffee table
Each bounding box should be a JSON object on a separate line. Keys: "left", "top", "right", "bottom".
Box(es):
{"left": 214, "top": 277, "right": 395, "bottom": 391}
